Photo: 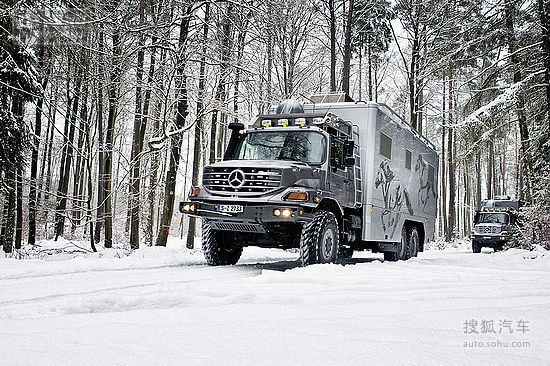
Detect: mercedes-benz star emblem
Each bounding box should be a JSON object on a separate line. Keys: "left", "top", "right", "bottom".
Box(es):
{"left": 228, "top": 169, "right": 246, "bottom": 188}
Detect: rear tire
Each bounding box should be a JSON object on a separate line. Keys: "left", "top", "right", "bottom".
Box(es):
{"left": 472, "top": 240, "right": 481, "bottom": 253}
{"left": 300, "top": 211, "right": 339, "bottom": 266}
{"left": 407, "top": 227, "right": 420, "bottom": 258}
{"left": 384, "top": 226, "right": 408, "bottom": 262}
{"left": 202, "top": 222, "right": 243, "bottom": 266}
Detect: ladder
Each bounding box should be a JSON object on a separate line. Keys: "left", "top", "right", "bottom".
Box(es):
{"left": 352, "top": 126, "right": 362, "bottom": 207}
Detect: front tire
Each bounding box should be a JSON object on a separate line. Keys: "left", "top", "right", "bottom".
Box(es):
{"left": 472, "top": 240, "right": 481, "bottom": 253}
{"left": 202, "top": 222, "right": 243, "bottom": 266}
{"left": 300, "top": 211, "right": 339, "bottom": 266}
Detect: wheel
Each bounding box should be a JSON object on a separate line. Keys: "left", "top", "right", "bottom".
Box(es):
{"left": 494, "top": 243, "right": 504, "bottom": 252}
{"left": 202, "top": 221, "right": 243, "bottom": 266}
{"left": 472, "top": 240, "right": 481, "bottom": 253}
{"left": 384, "top": 225, "right": 408, "bottom": 262}
{"left": 300, "top": 211, "right": 339, "bottom": 266}
{"left": 407, "top": 227, "right": 420, "bottom": 258}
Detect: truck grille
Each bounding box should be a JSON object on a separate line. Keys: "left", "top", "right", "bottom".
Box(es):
{"left": 202, "top": 166, "right": 283, "bottom": 195}
{"left": 476, "top": 225, "right": 501, "bottom": 234}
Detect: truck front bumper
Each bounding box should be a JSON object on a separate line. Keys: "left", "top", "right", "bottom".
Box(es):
{"left": 472, "top": 235, "right": 509, "bottom": 246}
{"left": 179, "top": 201, "right": 312, "bottom": 233}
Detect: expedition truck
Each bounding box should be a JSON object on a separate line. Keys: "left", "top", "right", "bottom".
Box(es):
{"left": 180, "top": 93, "right": 439, "bottom": 266}
{"left": 471, "top": 196, "right": 521, "bottom": 253}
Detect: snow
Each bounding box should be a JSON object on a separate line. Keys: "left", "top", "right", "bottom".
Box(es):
{"left": 1, "top": 239, "right": 549, "bottom": 365}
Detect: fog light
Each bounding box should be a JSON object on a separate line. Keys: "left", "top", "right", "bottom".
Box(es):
{"left": 273, "top": 209, "right": 281, "bottom": 217}
{"left": 281, "top": 208, "right": 292, "bottom": 218}
{"left": 183, "top": 204, "right": 190, "bottom": 211}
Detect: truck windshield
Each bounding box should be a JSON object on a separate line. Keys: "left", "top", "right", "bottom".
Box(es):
{"left": 478, "top": 213, "right": 509, "bottom": 224}
{"left": 234, "top": 131, "right": 326, "bottom": 164}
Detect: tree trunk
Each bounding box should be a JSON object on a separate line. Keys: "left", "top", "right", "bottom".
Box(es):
{"left": 128, "top": 0, "right": 147, "bottom": 250}
{"left": 505, "top": 0, "right": 531, "bottom": 201}
{"left": 55, "top": 64, "right": 82, "bottom": 240}
{"left": 537, "top": 0, "right": 550, "bottom": 127}
{"left": 409, "top": 28, "right": 419, "bottom": 129}
{"left": 446, "top": 72, "right": 455, "bottom": 242}
{"left": 487, "top": 138, "right": 494, "bottom": 200}
{"left": 72, "top": 78, "right": 89, "bottom": 234}
{"left": 15, "top": 168, "right": 23, "bottom": 250}
{"left": 156, "top": 6, "right": 192, "bottom": 247}
{"left": 475, "top": 152, "right": 482, "bottom": 210}
{"left": 441, "top": 76, "right": 447, "bottom": 237}
{"left": 329, "top": 0, "right": 336, "bottom": 91}
{"left": 186, "top": 3, "right": 210, "bottom": 249}
{"left": 95, "top": 27, "right": 106, "bottom": 244}
{"left": 28, "top": 26, "right": 51, "bottom": 245}
{"left": 209, "top": 3, "right": 233, "bottom": 164}
{"left": 341, "top": 0, "right": 353, "bottom": 96}
{"left": 103, "top": 26, "right": 122, "bottom": 248}
{"left": 1, "top": 169, "right": 16, "bottom": 253}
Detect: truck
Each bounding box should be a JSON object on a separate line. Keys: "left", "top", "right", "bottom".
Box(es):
{"left": 471, "top": 196, "right": 521, "bottom": 253}
{"left": 180, "top": 93, "right": 439, "bottom": 266}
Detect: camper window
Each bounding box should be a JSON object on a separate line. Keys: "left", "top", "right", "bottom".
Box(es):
{"left": 405, "top": 149, "right": 412, "bottom": 170}
{"left": 380, "top": 132, "right": 392, "bottom": 159}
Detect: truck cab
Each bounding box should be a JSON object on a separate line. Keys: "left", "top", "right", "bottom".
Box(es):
{"left": 471, "top": 196, "right": 520, "bottom": 253}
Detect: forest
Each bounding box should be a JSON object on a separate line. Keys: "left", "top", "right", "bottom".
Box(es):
{"left": 0, "top": 0, "right": 549, "bottom": 255}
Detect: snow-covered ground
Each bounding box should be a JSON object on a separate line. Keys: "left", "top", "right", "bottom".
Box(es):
{"left": 1, "top": 239, "right": 549, "bottom": 365}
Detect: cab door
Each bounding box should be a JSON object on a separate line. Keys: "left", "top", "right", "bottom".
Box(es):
{"left": 328, "top": 136, "right": 354, "bottom": 207}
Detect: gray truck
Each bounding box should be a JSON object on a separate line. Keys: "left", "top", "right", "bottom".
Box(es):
{"left": 471, "top": 196, "right": 520, "bottom": 253}
{"left": 180, "top": 94, "right": 439, "bottom": 265}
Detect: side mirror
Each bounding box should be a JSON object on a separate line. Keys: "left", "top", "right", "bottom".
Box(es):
{"left": 344, "top": 140, "right": 355, "bottom": 158}
{"left": 345, "top": 156, "right": 355, "bottom": 167}
{"left": 223, "top": 123, "right": 245, "bottom": 160}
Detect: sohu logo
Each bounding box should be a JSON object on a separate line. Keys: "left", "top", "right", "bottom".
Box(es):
{"left": 228, "top": 169, "right": 246, "bottom": 188}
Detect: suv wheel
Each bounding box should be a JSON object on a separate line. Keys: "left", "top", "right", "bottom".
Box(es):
{"left": 300, "top": 211, "right": 339, "bottom": 266}
{"left": 202, "top": 221, "right": 243, "bottom": 266}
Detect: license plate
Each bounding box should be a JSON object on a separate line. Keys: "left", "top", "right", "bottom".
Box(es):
{"left": 216, "top": 204, "right": 243, "bottom": 213}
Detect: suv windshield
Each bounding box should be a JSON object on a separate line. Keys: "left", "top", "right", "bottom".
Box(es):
{"left": 478, "top": 212, "right": 509, "bottom": 224}
{"left": 234, "top": 131, "right": 326, "bottom": 164}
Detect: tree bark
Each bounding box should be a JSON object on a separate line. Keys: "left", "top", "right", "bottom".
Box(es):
{"left": 156, "top": 6, "right": 192, "bottom": 247}
{"left": 103, "top": 26, "right": 122, "bottom": 248}
{"left": 446, "top": 72, "right": 455, "bottom": 242}
{"left": 55, "top": 62, "right": 82, "bottom": 240}
{"left": 28, "top": 25, "right": 51, "bottom": 246}
{"left": 95, "top": 27, "right": 106, "bottom": 244}
{"left": 128, "top": 0, "right": 147, "bottom": 250}
{"left": 329, "top": 0, "right": 336, "bottom": 91}
{"left": 209, "top": 4, "right": 233, "bottom": 164}
{"left": 505, "top": 0, "right": 531, "bottom": 201}
{"left": 186, "top": 3, "right": 210, "bottom": 249}
{"left": 341, "top": 0, "right": 353, "bottom": 96}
